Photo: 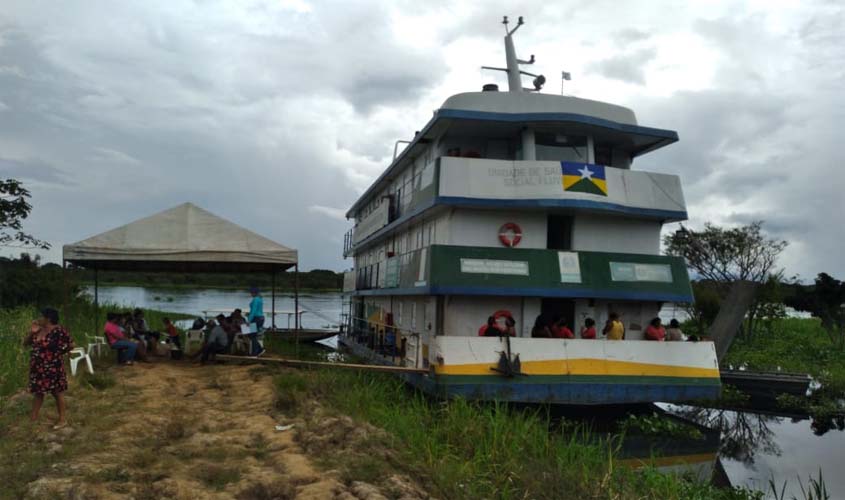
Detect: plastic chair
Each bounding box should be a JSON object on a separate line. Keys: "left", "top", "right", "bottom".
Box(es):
{"left": 185, "top": 329, "right": 205, "bottom": 354}
{"left": 85, "top": 334, "right": 107, "bottom": 357}
{"left": 69, "top": 347, "right": 94, "bottom": 376}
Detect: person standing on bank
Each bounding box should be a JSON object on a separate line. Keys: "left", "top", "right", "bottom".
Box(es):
{"left": 23, "top": 308, "right": 73, "bottom": 428}
{"left": 247, "top": 287, "right": 266, "bottom": 357}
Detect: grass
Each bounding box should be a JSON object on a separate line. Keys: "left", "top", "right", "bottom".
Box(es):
{"left": 0, "top": 299, "right": 191, "bottom": 401}
{"left": 194, "top": 462, "right": 242, "bottom": 490}
{"left": 723, "top": 317, "right": 845, "bottom": 422}
{"left": 0, "top": 368, "right": 128, "bottom": 499}
{"left": 272, "top": 368, "right": 760, "bottom": 500}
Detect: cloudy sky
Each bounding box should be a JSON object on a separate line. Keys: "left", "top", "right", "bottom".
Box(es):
{"left": 1, "top": 0, "right": 842, "bottom": 279}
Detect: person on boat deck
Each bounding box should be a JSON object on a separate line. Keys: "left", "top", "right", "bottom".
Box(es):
{"left": 551, "top": 316, "right": 575, "bottom": 339}
{"left": 580, "top": 318, "right": 597, "bottom": 339}
{"left": 666, "top": 319, "right": 684, "bottom": 341}
{"left": 603, "top": 313, "right": 625, "bottom": 340}
{"left": 196, "top": 317, "right": 229, "bottom": 365}
{"left": 531, "top": 314, "right": 553, "bottom": 338}
{"left": 24, "top": 307, "right": 73, "bottom": 428}
{"left": 645, "top": 317, "right": 666, "bottom": 341}
{"left": 104, "top": 313, "right": 138, "bottom": 364}
{"left": 247, "top": 287, "right": 266, "bottom": 357}
{"left": 503, "top": 316, "right": 517, "bottom": 337}
{"left": 479, "top": 316, "right": 503, "bottom": 337}
{"left": 163, "top": 317, "right": 182, "bottom": 351}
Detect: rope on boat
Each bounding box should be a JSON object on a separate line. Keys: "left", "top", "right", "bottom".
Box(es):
{"left": 216, "top": 354, "right": 429, "bottom": 374}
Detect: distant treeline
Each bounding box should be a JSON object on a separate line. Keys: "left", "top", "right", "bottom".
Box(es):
{"left": 72, "top": 267, "right": 343, "bottom": 291}
{"left": 0, "top": 254, "right": 343, "bottom": 309}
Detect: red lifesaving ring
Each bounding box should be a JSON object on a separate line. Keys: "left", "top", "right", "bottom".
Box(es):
{"left": 498, "top": 222, "right": 522, "bottom": 247}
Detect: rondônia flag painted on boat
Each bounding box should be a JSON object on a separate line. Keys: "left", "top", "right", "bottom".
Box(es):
{"left": 561, "top": 162, "right": 608, "bottom": 196}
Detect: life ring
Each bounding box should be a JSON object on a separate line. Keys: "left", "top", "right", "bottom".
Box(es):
{"left": 498, "top": 222, "right": 522, "bottom": 247}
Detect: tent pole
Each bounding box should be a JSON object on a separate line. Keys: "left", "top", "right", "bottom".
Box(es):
{"left": 62, "top": 260, "right": 67, "bottom": 325}
{"left": 294, "top": 264, "right": 300, "bottom": 330}
{"left": 271, "top": 270, "right": 276, "bottom": 330}
{"left": 295, "top": 263, "right": 300, "bottom": 358}
{"left": 94, "top": 267, "right": 99, "bottom": 336}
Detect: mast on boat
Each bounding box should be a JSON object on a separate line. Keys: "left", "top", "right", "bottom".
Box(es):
{"left": 481, "top": 16, "right": 546, "bottom": 93}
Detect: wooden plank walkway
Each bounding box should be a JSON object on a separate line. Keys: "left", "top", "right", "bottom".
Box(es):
{"left": 216, "top": 354, "right": 430, "bottom": 374}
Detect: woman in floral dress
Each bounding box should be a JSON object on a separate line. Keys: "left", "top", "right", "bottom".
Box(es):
{"left": 24, "top": 307, "right": 73, "bottom": 428}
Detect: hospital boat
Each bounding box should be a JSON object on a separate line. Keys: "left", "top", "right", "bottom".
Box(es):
{"left": 339, "top": 17, "right": 720, "bottom": 404}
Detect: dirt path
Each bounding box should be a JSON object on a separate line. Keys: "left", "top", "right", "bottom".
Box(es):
{"left": 23, "top": 361, "right": 425, "bottom": 500}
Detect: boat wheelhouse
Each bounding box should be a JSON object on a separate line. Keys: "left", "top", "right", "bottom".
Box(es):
{"left": 340, "top": 17, "right": 720, "bottom": 404}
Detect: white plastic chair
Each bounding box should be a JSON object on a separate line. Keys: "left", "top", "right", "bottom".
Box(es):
{"left": 233, "top": 334, "right": 251, "bottom": 354}
{"left": 69, "top": 347, "right": 94, "bottom": 376}
{"left": 85, "top": 334, "right": 107, "bottom": 357}
{"left": 185, "top": 329, "right": 205, "bottom": 354}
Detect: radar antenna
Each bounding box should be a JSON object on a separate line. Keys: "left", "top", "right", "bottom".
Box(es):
{"left": 482, "top": 16, "right": 546, "bottom": 93}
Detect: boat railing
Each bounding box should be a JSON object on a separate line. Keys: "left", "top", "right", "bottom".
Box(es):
{"left": 346, "top": 315, "right": 425, "bottom": 368}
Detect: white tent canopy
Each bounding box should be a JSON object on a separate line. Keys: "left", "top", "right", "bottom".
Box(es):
{"left": 63, "top": 202, "right": 298, "bottom": 273}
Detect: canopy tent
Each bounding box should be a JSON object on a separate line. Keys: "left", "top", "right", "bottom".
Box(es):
{"left": 62, "top": 202, "right": 300, "bottom": 330}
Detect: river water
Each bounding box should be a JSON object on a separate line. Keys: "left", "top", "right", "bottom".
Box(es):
{"left": 89, "top": 285, "right": 842, "bottom": 497}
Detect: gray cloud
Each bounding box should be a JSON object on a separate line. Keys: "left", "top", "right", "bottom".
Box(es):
{"left": 613, "top": 28, "right": 651, "bottom": 46}
{"left": 586, "top": 48, "right": 657, "bottom": 85}
{"left": 0, "top": 0, "right": 842, "bottom": 281}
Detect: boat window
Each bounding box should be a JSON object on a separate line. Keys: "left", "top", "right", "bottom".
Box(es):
{"left": 534, "top": 133, "right": 588, "bottom": 162}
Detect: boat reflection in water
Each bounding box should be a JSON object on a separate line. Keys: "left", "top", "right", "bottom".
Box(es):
{"left": 663, "top": 404, "right": 845, "bottom": 496}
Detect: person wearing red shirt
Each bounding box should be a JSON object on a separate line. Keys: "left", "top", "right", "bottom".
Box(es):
{"left": 580, "top": 318, "right": 597, "bottom": 339}
{"left": 551, "top": 317, "right": 575, "bottom": 339}
{"left": 104, "top": 313, "right": 138, "bottom": 364}
{"left": 645, "top": 317, "right": 666, "bottom": 341}
{"left": 478, "top": 316, "right": 503, "bottom": 337}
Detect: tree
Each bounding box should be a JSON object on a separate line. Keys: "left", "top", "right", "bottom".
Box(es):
{"left": 789, "top": 273, "right": 845, "bottom": 348}
{"left": 664, "top": 221, "right": 787, "bottom": 340}
{"left": 664, "top": 221, "right": 786, "bottom": 286}
{"left": 0, "top": 178, "right": 50, "bottom": 250}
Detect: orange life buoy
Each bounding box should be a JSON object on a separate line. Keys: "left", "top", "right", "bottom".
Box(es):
{"left": 498, "top": 222, "right": 522, "bottom": 247}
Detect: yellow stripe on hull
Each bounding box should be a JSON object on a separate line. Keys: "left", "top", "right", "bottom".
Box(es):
{"left": 434, "top": 358, "right": 720, "bottom": 379}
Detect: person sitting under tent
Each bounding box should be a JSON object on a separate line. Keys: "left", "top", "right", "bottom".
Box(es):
{"left": 104, "top": 313, "right": 138, "bottom": 365}
{"left": 194, "top": 317, "right": 229, "bottom": 365}
{"left": 220, "top": 315, "right": 239, "bottom": 353}
{"left": 230, "top": 309, "right": 246, "bottom": 328}
{"left": 117, "top": 313, "right": 148, "bottom": 361}
{"left": 163, "top": 317, "right": 182, "bottom": 351}
{"left": 133, "top": 309, "right": 161, "bottom": 354}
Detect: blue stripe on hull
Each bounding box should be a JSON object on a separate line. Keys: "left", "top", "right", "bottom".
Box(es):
{"left": 399, "top": 375, "right": 719, "bottom": 405}
{"left": 340, "top": 337, "right": 717, "bottom": 405}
